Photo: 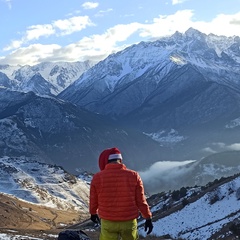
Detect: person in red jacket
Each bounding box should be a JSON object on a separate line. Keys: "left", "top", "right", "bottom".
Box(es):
{"left": 89, "top": 147, "right": 153, "bottom": 240}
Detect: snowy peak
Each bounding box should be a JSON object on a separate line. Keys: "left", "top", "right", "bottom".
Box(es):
{"left": 0, "top": 61, "right": 95, "bottom": 95}
{"left": 31, "top": 61, "right": 95, "bottom": 91}
{"left": 18, "top": 73, "right": 57, "bottom": 96}
{"left": 184, "top": 27, "right": 206, "bottom": 39}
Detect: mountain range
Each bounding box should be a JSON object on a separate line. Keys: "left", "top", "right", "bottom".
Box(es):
{"left": 0, "top": 27, "right": 240, "bottom": 239}
{"left": 0, "top": 28, "right": 240, "bottom": 188}
{"left": 58, "top": 27, "right": 240, "bottom": 162}
{"left": 0, "top": 27, "right": 240, "bottom": 187}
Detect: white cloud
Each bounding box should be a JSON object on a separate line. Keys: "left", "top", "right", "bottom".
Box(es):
{"left": 26, "top": 24, "right": 55, "bottom": 41}
{"left": 202, "top": 142, "right": 240, "bottom": 154}
{"left": 172, "top": 0, "right": 189, "bottom": 5}
{"left": 140, "top": 160, "right": 195, "bottom": 175}
{"left": 95, "top": 8, "right": 113, "bottom": 17}
{"left": 4, "top": 0, "right": 11, "bottom": 9}
{"left": 212, "top": 142, "right": 226, "bottom": 148}
{"left": 227, "top": 143, "right": 240, "bottom": 151}
{"left": 2, "top": 21, "right": 140, "bottom": 65}
{"left": 2, "top": 10, "right": 240, "bottom": 65}
{"left": 4, "top": 16, "right": 94, "bottom": 51}
{"left": 54, "top": 22, "right": 143, "bottom": 62}
{"left": 140, "top": 10, "right": 240, "bottom": 38}
{"left": 139, "top": 10, "right": 195, "bottom": 38}
{"left": 4, "top": 24, "right": 55, "bottom": 51}
{"left": 2, "top": 44, "right": 61, "bottom": 65}
{"left": 192, "top": 12, "right": 240, "bottom": 37}
{"left": 82, "top": 1, "right": 99, "bottom": 9}
{"left": 100, "top": 22, "right": 142, "bottom": 44}
{"left": 53, "top": 16, "right": 94, "bottom": 36}
{"left": 202, "top": 147, "right": 217, "bottom": 154}
{"left": 139, "top": 160, "right": 196, "bottom": 193}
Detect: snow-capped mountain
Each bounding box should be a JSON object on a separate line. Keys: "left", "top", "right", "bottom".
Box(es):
{"left": 59, "top": 28, "right": 240, "bottom": 117}
{"left": 58, "top": 28, "right": 240, "bottom": 162}
{"left": 0, "top": 61, "right": 95, "bottom": 95}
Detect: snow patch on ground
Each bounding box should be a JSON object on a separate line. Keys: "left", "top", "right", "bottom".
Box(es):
{"left": 226, "top": 117, "right": 240, "bottom": 129}
{"left": 143, "top": 129, "right": 186, "bottom": 145}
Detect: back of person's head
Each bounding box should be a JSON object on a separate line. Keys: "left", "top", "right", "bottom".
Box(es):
{"left": 98, "top": 147, "right": 122, "bottom": 170}
{"left": 108, "top": 147, "right": 122, "bottom": 162}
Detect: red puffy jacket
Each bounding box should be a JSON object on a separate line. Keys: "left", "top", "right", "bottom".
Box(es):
{"left": 89, "top": 163, "right": 152, "bottom": 221}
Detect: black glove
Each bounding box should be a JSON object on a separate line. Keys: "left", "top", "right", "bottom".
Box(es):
{"left": 90, "top": 214, "right": 100, "bottom": 224}
{"left": 144, "top": 218, "right": 153, "bottom": 234}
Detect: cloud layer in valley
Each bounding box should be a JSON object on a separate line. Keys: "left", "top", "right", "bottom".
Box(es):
{"left": 139, "top": 160, "right": 196, "bottom": 194}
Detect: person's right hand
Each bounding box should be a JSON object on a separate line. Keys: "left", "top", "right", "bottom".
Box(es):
{"left": 90, "top": 214, "right": 100, "bottom": 224}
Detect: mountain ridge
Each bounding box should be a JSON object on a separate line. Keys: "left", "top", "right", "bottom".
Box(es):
{"left": 0, "top": 88, "right": 164, "bottom": 173}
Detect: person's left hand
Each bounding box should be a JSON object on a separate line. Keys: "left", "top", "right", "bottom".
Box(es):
{"left": 144, "top": 218, "right": 153, "bottom": 234}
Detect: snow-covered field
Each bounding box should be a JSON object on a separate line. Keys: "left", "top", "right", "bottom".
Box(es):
{"left": 139, "top": 176, "right": 240, "bottom": 239}
{"left": 0, "top": 233, "right": 58, "bottom": 240}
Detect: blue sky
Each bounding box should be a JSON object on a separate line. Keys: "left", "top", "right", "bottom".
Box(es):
{"left": 1, "top": 0, "right": 240, "bottom": 65}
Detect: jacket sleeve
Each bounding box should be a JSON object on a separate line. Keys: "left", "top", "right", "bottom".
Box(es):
{"left": 89, "top": 176, "right": 98, "bottom": 215}
{"left": 135, "top": 174, "right": 152, "bottom": 219}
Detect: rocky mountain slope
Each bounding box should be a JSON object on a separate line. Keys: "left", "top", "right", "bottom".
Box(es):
{"left": 0, "top": 156, "right": 90, "bottom": 211}
{"left": 0, "top": 87, "right": 162, "bottom": 173}
{"left": 0, "top": 156, "right": 90, "bottom": 238}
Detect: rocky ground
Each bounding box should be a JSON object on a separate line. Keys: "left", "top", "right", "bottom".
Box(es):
{"left": 0, "top": 193, "right": 167, "bottom": 239}
{"left": 0, "top": 193, "right": 85, "bottom": 239}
